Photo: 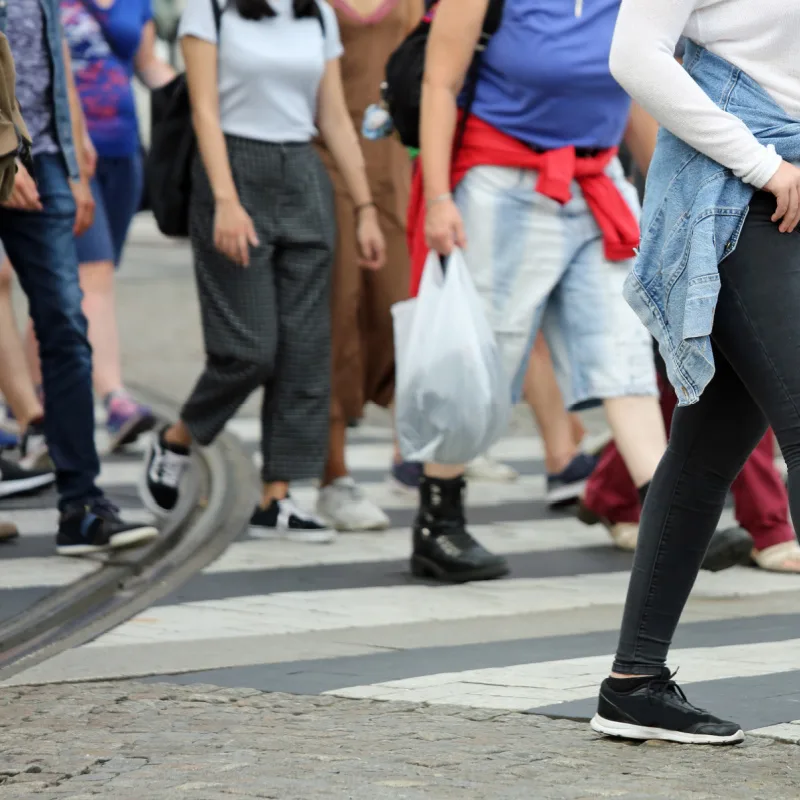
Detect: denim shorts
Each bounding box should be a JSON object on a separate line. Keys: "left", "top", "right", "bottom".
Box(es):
{"left": 454, "top": 157, "right": 657, "bottom": 410}
{"left": 75, "top": 152, "right": 143, "bottom": 267}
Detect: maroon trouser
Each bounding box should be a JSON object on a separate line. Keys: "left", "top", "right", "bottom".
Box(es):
{"left": 583, "top": 375, "right": 793, "bottom": 551}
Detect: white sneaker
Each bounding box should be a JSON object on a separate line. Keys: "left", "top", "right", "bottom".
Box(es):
{"left": 317, "top": 476, "right": 390, "bottom": 532}
{"left": 465, "top": 455, "right": 518, "bottom": 482}
{"left": 250, "top": 495, "right": 337, "bottom": 544}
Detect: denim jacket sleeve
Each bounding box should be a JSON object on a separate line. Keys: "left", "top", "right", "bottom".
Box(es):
{"left": 0, "top": 0, "right": 80, "bottom": 181}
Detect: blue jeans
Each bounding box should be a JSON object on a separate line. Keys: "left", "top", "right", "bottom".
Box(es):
{"left": 0, "top": 153, "right": 101, "bottom": 510}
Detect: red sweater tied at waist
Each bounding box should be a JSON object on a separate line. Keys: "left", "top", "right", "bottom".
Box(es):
{"left": 407, "top": 115, "right": 640, "bottom": 297}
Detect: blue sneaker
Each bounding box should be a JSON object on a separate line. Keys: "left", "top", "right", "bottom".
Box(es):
{"left": 389, "top": 460, "right": 422, "bottom": 495}
{"left": 56, "top": 498, "right": 159, "bottom": 556}
{"left": 0, "top": 427, "right": 18, "bottom": 451}
{"left": 546, "top": 452, "right": 599, "bottom": 508}
{"left": 106, "top": 392, "right": 157, "bottom": 452}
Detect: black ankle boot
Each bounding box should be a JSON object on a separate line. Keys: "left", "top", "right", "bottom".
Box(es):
{"left": 411, "top": 476, "right": 509, "bottom": 583}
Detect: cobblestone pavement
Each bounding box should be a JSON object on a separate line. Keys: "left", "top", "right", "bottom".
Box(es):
{"left": 1, "top": 682, "right": 799, "bottom": 800}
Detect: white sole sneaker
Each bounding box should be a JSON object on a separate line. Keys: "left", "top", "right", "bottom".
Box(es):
{"left": 545, "top": 478, "right": 588, "bottom": 506}
{"left": 0, "top": 472, "right": 55, "bottom": 498}
{"left": 590, "top": 714, "right": 745, "bottom": 745}
{"left": 56, "top": 525, "right": 160, "bottom": 556}
{"left": 248, "top": 526, "right": 337, "bottom": 544}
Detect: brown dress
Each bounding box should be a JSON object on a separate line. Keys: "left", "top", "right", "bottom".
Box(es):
{"left": 316, "top": 0, "right": 414, "bottom": 423}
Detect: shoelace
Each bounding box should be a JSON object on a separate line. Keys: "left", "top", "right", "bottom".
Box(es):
{"left": 89, "top": 497, "right": 122, "bottom": 523}
{"left": 155, "top": 449, "right": 186, "bottom": 488}
{"left": 646, "top": 669, "right": 703, "bottom": 711}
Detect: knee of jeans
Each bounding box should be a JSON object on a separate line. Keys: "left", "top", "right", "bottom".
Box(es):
{"left": 32, "top": 279, "right": 89, "bottom": 357}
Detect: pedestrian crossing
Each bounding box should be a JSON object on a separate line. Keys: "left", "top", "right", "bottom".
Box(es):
{"left": 4, "top": 414, "right": 800, "bottom": 740}
{"left": 0, "top": 410, "right": 157, "bottom": 627}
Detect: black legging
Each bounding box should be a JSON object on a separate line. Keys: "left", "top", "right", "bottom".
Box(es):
{"left": 614, "top": 191, "right": 800, "bottom": 674}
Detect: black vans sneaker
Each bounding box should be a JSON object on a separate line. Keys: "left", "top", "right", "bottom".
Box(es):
{"left": 411, "top": 476, "right": 509, "bottom": 583}
{"left": 56, "top": 498, "right": 159, "bottom": 556}
{"left": 591, "top": 669, "right": 744, "bottom": 745}
{"left": 0, "top": 455, "right": 55, "bottom": 498}
{"left": 249, "top": 496, "right": 336, "bottom": 544}
{"left": 140, "top": 429, "right": 192, "bottom": 516}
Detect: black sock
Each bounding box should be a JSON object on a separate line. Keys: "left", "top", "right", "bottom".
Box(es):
{"left": 637, "top": 481, "right": 651, "bottom": 508}
{"left": 160, "top": 427, "right": 190, "bottom": 455}
{"left": 607, "top": 674, "right": 657, "bottom": 693}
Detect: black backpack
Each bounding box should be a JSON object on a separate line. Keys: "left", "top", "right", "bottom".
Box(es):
{"left": 383, "top": 0, "right": 505, "bottom": 151}
{"left": 146, "top": 0, "right": 325, "bottom": 238}
{"left": 145, "top": 0, "right": 222, "bottom": 238}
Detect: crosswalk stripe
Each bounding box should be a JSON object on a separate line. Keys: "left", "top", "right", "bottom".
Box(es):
{"left": 0, "top": 557, "right": 99, "bottom": 589}
{"left": 82, "top": 566, "right": 800, "bottom": 649}
{"left": 324, "top": 638, "right": 800, "bottom": 711}
{"left": 207, "top": 508, "right": 737, "bottom": 572}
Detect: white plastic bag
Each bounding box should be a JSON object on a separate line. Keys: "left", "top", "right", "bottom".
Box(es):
{"left": 392, "top": 248, "right": 510, "bottom": 464}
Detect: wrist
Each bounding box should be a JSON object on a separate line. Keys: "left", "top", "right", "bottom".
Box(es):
{"left": 425, "top": 191, "right": 452, "bottom": 210}
{"left": 214, "top": 193, "right": 239, "bottom": 205}
{"left": 354, "top": 201, "right": 377, "bottom": 219}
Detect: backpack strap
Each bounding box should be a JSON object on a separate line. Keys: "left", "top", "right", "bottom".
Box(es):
{"left": 480, "top": 0, "right": 504, "bottom": 39}
{"left": 211, "top": 0, "right": 222, "bottom": 32}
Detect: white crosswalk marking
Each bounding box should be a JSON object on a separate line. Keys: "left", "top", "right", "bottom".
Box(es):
{"left": 5, "top": 414, "right": 800, "bottom": 738}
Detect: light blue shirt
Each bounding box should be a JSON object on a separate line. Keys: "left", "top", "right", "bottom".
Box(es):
{"left": 624, "top": 43, "right": 800, "bottom": 406}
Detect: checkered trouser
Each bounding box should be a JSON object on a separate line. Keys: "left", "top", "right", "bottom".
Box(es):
{"left": 182, "top": 136, "right": 335, "bottom": 483}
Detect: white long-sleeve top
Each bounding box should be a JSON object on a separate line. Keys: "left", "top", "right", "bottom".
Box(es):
{"left": 609, "top": 0, "right": 800, "bottom": 189}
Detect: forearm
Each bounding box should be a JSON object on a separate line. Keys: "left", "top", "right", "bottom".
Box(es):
{"left": 138, "top": 60, "right": 176, "bottom": 91}
{"left": 420, "top": 82, "right": 458, "bottom": 203}
{"left": 192, "top": 107, "right": 238, "bottom": 203}
{"left": 319, "top": 114, "right": 372, "bottom": 207}
{"left": 62, "top": 40, "right": 88, "bottom": 179}
{"left": 611, "top": 0, "right": 780, "bottom": 188}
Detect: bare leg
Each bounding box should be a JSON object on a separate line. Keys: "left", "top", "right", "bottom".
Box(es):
{"left": 322, "top": 417, "right": 348, "bottom": 486}
{"left": 80, "top": 260, "right": 123, "bottom": 397}
{"left": 0, "top": 258, "right": 44, "bottom": 426}
{"left": 523, "top": 333, "right": 579, "bottom": 474}
{"left": 603, "top": 395, "right": 667, "bottom": 488}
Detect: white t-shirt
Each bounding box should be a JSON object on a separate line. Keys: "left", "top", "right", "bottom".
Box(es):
{"left": 178, "top": 0, "right": 343, "bottom": 143}
{"left": 610, "top": 0, "right": 800, "bottom": 188}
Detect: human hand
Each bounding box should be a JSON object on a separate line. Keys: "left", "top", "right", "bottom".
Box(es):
{"left": 214, "top": 197, "right": 259, "bottom": 266}
{"left": 82, "top": 131, "right": 97, "bottom": 179}
{"left": 2, "top": 161, "right": 42, "bottom": 211}
{"left": 356, "top": 205, "right": 386, "bottom": 270}
{"left": 764, "top": 161, "right": 800, "bottom": 233}
{"left": 425, "top": 195, "right": 466, "bottom": 255}
{"left": 70, "top": 177, "right": 95, "bottom": 236}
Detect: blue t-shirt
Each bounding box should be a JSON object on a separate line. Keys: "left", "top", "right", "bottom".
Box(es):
{"left": 61, "top": 0, "right": 153, "bottom": 157}
{"left": 469, "top": 0, "right": 631, "bottom": 151}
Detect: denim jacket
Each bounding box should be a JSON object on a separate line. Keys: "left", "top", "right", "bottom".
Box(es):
{"left": 624, "top": 42, "right": 800, "bottom": 406}
{"left": 0, "top": 0, "right": 79, "bottom": 180}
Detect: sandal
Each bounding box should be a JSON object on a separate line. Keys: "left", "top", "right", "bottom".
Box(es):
{"left": 751, "top": 540, "right": 800, "bottom": 573}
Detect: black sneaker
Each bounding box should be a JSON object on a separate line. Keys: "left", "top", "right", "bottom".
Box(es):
{"left": 0, "top": 455, "right": 55, "bottom": 498}
{"left": 249, "top": 496, "right": 336, "bottom": 543}
{"left": 411, "top": 476, "right": 509, "bottom": 583}
{"left": 701, "top": 527, "right": 753, "bottom": 572}
{"left": 56, "top": 498, "right": 159, "bottom": 555}
{"left": 591, "top": 669, "right": 744, "bottom": 745}
{"left": 139, "top": 428, "right": 192, "bottom": 516}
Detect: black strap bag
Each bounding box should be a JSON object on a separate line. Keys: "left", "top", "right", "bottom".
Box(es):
{"left": 145, "top": 0, "right": 221, "bottom": 237}
{"left": 383, "top": 0, "right": 504, "bottom": 151}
